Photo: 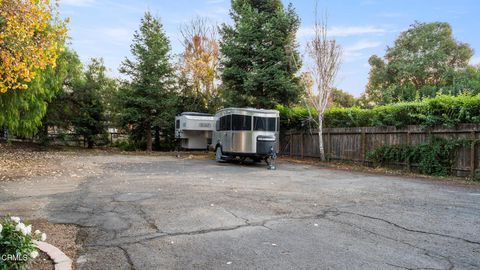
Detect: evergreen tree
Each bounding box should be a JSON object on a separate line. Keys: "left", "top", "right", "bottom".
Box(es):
{"left": 71, "top": 59, "right": 107, "bottom": 149}
{"left": 118, "top": 12, "right": 175, "bottom": 151}
{"left": 220, "top": 0, "right": 302, "bottom": 109}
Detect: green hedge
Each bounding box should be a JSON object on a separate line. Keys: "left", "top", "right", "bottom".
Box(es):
{"left": 277, "top": 95, "right": 480, "bottom": 131}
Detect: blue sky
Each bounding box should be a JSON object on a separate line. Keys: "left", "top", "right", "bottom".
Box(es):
{"left": 59, "top": 0, "right": 480, "bottom": 97}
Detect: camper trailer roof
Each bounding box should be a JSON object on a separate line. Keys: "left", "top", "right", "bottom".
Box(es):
{"left": 180, "top": 112, "right": 213, "bottom": 116}
{"left": 215, "top": 108, "right": 279, "bottom": 117}
{"left": 216, "top": 107, "right": 279, "bottom": 114}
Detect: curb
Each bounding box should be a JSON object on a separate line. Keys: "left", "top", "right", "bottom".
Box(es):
{"left": 33, "top": 240, "right": 72, "bottom": 270}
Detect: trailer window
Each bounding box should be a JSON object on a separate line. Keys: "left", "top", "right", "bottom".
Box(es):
{"left": 253, "top": 117, "right": 276, "bottom": 131}
{"left": 175, "top": 119, "right": 180, "bottom": 129}
{"left": 220, "top": 116, "right": 226, "bottom": 130}
{"left": 219, "top": 115, "right": 232, "bottom": 131}
{"left": 226, "top": 115, "right": 231, "bottom": 130}
{"left": 268, "top": 118, "right": 276, "bottom": 131}
{"left": 232, "top": 114, "right": 252, "bottom": 130}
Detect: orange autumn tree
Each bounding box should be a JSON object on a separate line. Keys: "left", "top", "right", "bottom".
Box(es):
{"left": 178, "top": 17, "right": 221, "bottom": 112}
{"left": 0, "top": 0, "right": 67, "bottom": 93}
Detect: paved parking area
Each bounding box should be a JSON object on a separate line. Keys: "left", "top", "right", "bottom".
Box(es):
{"left": 1, "top": 154, "right": 479, "bottom": 269}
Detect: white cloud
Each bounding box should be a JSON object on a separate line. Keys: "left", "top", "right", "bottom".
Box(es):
{"left": 195, "top": 6, "right": 229, "bottom": 21}
{"left": 342, "top": 40, "right": 381, "bottom": 63}
{"left": 296, "top": 27, "right": 313, "bottom": 38}
{"left": 61, "top": 0, "right": 95, "bottom": 7}
{"left": 343, "top": 51, "right": 364, "bottom": 62}
{"left": 298, "top": 25, "right": 386, "bottom": 38}
{"left": 345, "top": 40, "right": 381, "bottom": 52}
{"left": 103, "top": 28, "right": 132, "bottom": 41}
{"left": 330, "top": 26, "right": 386, "bottom": 37}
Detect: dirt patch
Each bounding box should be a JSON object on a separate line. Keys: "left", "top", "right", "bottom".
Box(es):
{"left": 31, "top": 250, "right": 55, "bottom": 270}
{"left": 0, "top": 142, "right": 65, "bottom": 182}
{"left": 0, "top": 141, "right": 214, "bottom": 183}
{"left": 0, "top": 142, "right": 101, "bottom": 185}
{"left": 280, "top": 156, "right": 480, "bottom": 187}
{"left": 30, "top": 219, "right": 81, "bottom": 270}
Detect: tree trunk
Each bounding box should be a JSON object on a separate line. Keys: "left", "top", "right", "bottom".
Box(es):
{"left": 40, "top": 124, "right": 49, "bottom": 146}
{"left": 154, "top": 126, "right": 160, "bottom": 151}
{"left": 87, "top": 137, "right": 94, "bottom": 149}
{"left": 146, "top": 123, "right": 152, "bottom": 152}
{"left": 318, "top": 115, "right": 326, "bottom": 161}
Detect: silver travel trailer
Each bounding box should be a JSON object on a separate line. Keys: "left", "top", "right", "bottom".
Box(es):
{"left": 175, "top": 112, "right": 216, "bottom": 150}
{"left": 212, "top": 108, "right": 280, "bottom": 165}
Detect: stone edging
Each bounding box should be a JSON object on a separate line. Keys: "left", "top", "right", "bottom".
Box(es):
{"left": 33, "top": 240, "right": 72, "bottom": 270}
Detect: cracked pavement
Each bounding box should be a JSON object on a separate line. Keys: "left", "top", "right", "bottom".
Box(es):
{"left": 1, "top": 154, "right": 479, "bottom": 269}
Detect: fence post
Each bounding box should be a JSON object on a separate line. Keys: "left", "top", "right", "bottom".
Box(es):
{"left": 300, "top": 132, "right": 304, "bottom": 159}
{"left": 406, "top": 131, "right": 411, "bottom": 172}
{"left": 289, "top": 133, "right": 293, "bottom": 157}
{"left": 471, "top": 131, "right": 476, "bottom": 178}
{"left": 361, "top": 128, "right": 366, "bottom": 164}
{"left": 327, "top": 131, "right": 331, "bottom": 161}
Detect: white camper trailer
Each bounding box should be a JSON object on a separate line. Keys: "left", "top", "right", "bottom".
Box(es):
{"left": 175, "top": 112, "right": 216, "bottom": 150}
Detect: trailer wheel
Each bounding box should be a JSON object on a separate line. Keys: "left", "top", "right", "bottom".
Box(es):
{"left": 215, "top": 146, "right": 224, "bottom": 162}
{"left": 239, "top": 157, "right": 246, "bottom": 164}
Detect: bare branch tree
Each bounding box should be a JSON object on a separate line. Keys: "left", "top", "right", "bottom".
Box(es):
{"left": 306, "top": 8, "right": 342, "bottom": 161}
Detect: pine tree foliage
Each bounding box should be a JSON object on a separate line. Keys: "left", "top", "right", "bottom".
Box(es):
{"left": 118, "top": 12, "right": 176, "bottom": 151}
{"left": 220, "top": 0, "right": 302, "bottom": 109}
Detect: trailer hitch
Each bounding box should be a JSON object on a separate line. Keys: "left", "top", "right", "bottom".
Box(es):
{"left": 266, "top": 146, "right": 277, "bottom": 170}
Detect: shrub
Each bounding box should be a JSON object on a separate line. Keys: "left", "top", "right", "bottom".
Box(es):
{"left": 324, "top": 107, "right": 372, "bottom": 128}
{"left": 367, "top": 137, "right": 468, "bottom": 176}
{"left": 0, "top": 216, "right": 47, "bottom": 270}
{"left": 276, "top": 105, "right": 318, "bottom": 131}
{"left": 95, "top": 133, "right": 111, "bottom": 147}
{"left": 112, "top": 140, "right": 137, "bottom": 151}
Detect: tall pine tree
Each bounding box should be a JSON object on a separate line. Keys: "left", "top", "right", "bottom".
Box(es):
{"left": 220, "top": 0, "right": 302, "bottom": 109}
{"left": 118, "top": 12, "right": 175, "bottom": 151}
{"left": 71, "top": 58, "right": 107, "bottom": 149}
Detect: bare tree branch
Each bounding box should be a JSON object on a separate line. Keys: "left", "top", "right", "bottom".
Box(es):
{"left": 305, "top": 4, "right": 342, "bottom": 161}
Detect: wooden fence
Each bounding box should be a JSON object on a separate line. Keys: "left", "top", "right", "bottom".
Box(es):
{"left": 280, "top": 124, "right": 480, "bottom": 177}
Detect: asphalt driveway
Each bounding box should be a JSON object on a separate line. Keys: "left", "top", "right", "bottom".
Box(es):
{"left": 1, "top": 154, "right": 479, "bottom": 269}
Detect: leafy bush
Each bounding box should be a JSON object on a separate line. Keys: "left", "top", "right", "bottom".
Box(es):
{"left": 112, "top": 140, "right": 137, "bottom": 151}
{"left": 277, "top": 94, "right": 480, "bottom": 131}
{"left": 276, "top": 105, "right": 318, "bottom": 131}
{"left": 367, "top": 137, "right": 468, "bottom": 176}
{"left": 0, "top": 216, "right": 47, "bottom": 270}
{"left": 95, "top": 133, "right": 111, "bottom": 147}
{"left": 324, "top": 107, "right": 373, "bottom": 128}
